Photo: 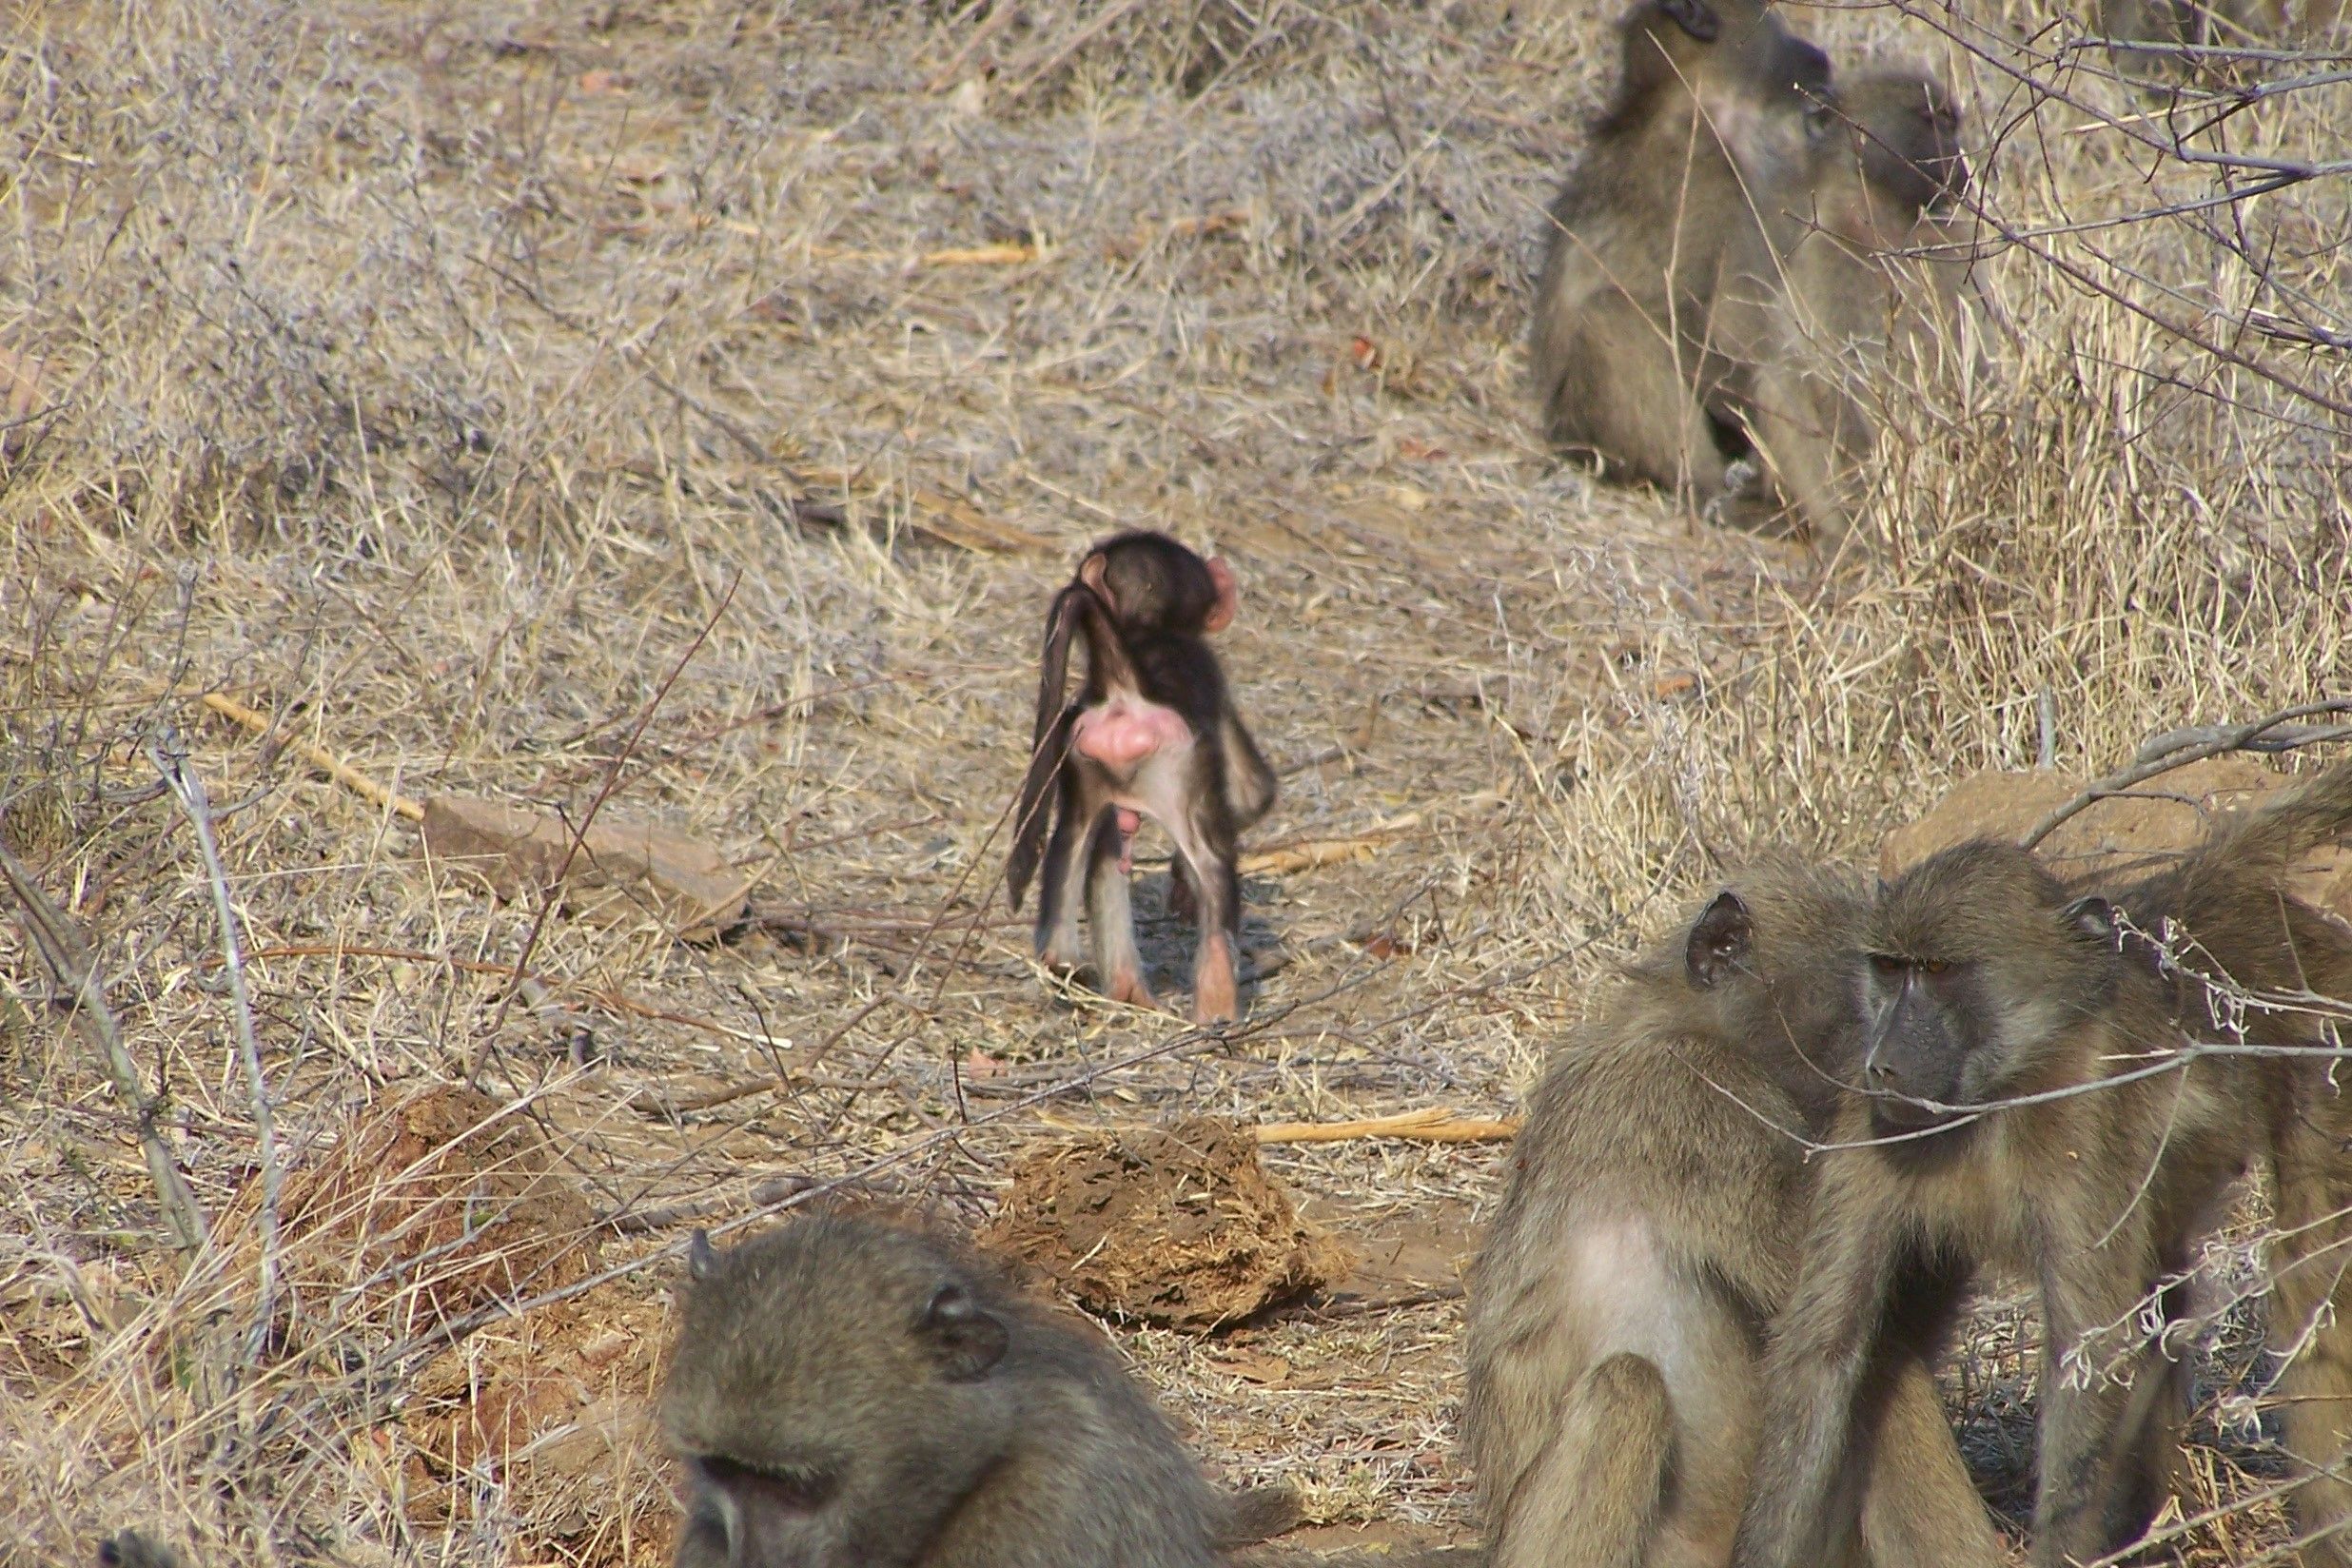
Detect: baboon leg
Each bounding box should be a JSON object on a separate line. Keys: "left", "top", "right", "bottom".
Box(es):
{"left": 1083, "top": 813, "right": 1155, "bottom": 1008}
{"left": 2106, "top": 1264, "right": 2196, "bottom": 1546}
{"left": 2269, "top": 1114, "right": 2352, "bottom": 1566}
{"left": 1742, "top": 364, "right": 1864, "bottom": 544}
{"left": 1735, "top": 1175, "right": 1899, "bottom": 1568}
{"left": 1542, "top": 293, "right": 1734, "bottom": 506}
{"left": 1166, "top": 818, "right": 1242, "bottom": 1024}
{"left": 1492, "top": 1353, "right": 1675, "bottom": 1568}
{"left": 1859, "top": 1358, "right": 2000, "bottom": 1568}
{"left": 1034, "top": 779, "right": 1101, "bottom": 970}
{"left": 2030, "top": 1221, "right": 2165, "bottom": 1565}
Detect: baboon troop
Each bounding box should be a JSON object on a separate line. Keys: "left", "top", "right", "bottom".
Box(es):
{"left": 1463, "top": 865, "right": 1999, "bottom": 1568}
{"left": 1532, "top": 0, "right": 1986, "bottom": 541}
{"left": 641, "top": 10, "right": 2352, "bottom": 1568}
{"left": 1529, "top": 0, "right": 1833, "bottom": 513}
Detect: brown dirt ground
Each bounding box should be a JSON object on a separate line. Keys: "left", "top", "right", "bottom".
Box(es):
{"left": 2, "top": 0, "right": 2349, "bottom": 1564}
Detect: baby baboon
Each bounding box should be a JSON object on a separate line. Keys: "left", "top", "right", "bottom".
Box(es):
{"left": 1735, "top": 766, "right": 2352, "bottom": 1568}
{"left": 663, "top": 1214, "right": 1226, "bottom": 1568}
{"left": 1463, "top": 862, "right": 1998, "bottom": 1568}
{"left": 1708, "top": 68, "right": 1979, "bottom": 540}
{"left": 1529, "top": 0, "right": 1833, "bottom": 511}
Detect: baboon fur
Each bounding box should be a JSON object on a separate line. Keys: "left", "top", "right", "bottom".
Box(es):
{"left": 1734, "top": 764, "right": 2352, "bottom": 1568}
{"left": 1464, "top": 859, "right": 1999, "bottom": 1568}
{"left": 1529, "top": 0, "right": 1833, "bottom": 511}
{"left": 1708, "top": 68, "right": 1980, "bottom": 541}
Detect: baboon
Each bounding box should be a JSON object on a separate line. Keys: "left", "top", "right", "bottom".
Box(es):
{"left": 97, "top": 1534, "right": 183, "bottom": 1568}
{"left": 1463, "top": 861, "right": 2000, "bottom": 1568}
{"left": 664, "top": 1213, "right": 1229, "bottom": 1568}
{"left": 1529, "top": 0, "right": 1833, "bottom": 511}
{"left": 664, "top": 1215, "right": 1467, "bottom": 1568}
{"left": 1733, "top": 764, "right": 2352, "bottom": 1568}
{"left": 1009, "top": 530, "right": 1276, "bottom": 1023}
{"left": 1707, "top": 68, "right": 1979, "bottom": 540}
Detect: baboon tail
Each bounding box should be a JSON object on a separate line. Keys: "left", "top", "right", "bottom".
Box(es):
{"left": 2230, "top": 762, "right": 2352, "bottom": 867}
{"left": 1490, "top": 1353, "right": 1675, "bottom": 1568}
{"left": 1214, "top": 1484, "right": 1305, "bottom": 1550}
{"left": 2173, "top": 761, "right": 2352, "bottom": 894}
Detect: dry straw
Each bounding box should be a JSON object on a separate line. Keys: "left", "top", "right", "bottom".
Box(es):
{"left": 0, "top": 0, "right": 2347, "bottom": 1561}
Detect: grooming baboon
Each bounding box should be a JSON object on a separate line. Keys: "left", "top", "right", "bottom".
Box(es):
{"left": 1008, "top": 530, "right": 1277, "bottom": 1023}
{"left": 664, "top": 1213, "right": 1228, "bottom": 1568}
{"left": 1707, "top": 68, "right": 1978, "bottom": 539}
{"left": 1734, "top": 764, "right": 2352, "bottom": 1568}
{"left": 1463, "top": 862, "right": 1999, "bottom": 1568}
{"left": 1529, "top": 0, "right": 1833, "bottom": 511}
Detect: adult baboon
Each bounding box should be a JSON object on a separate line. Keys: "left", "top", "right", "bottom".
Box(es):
{"left": 1707, "top": 68, "right": 1979, "bottom": 540}
{"left": 1529, "top": 0, "right": 1833, "bottom": 511}
{"left": 1733, "top": 765, "right": 2352, "bottom": 1568}
{"left": 1463, "top": 861, "right": 1999, "bottom": 1568}
{"left": 664, "top": 1214, "right": 1229, "bottom": 1568}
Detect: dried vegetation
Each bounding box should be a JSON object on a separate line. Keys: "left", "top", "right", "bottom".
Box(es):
{"left": 0, "top": 0, "right": 2347, "bottom": 1563}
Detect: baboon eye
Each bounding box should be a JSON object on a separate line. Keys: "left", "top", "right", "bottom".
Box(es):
{"left": 1923, "top": 959, "right": 1950, "bottom": 975}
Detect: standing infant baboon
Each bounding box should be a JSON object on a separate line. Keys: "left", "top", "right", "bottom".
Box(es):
{"left": 1708, "top": 68, "right": 1979, "bottom": 540}
{"left": 664, "top": 1214, "right": 1228, "bottom": 1568}
{"left": 1530, "top": 0, "right": 1833, "bottom": 511}
{"left": 1464, "top": 861, "right": 1998, "bottom": 1568}
{"left": 1735, "top": 765, "right": 2352, "bottom": 1568}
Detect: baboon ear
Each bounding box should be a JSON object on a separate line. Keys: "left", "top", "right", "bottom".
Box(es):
{"left": 1685, "top": 892, "right": 1754, "bottom": 990}
{"left": 919, "top": 1283, "right": 1009, "bottom": 1381}
{"left": 2062, "top": 895, "right": 2118, "bottom": 947}
{"left": 1078, "top": 550, "right": 1114, "bottom": 613}
{"left": 1659, "top": 0, "right": 1720, "bottom": 40}
{"left": 1204, "top": 557, "right": 1238, "bottom": 634}
{"left": 688, "top": 1228, "right": 720, "bottom": 1281}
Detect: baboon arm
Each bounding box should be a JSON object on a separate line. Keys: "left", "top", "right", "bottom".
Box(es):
{"left": 2029, "top": 1214, "right": 2163, "bottom": 1566}
{"left": 1732, "top": 1165, "right": 1897, "bottom": 1568}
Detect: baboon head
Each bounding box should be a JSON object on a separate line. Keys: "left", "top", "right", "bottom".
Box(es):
{"left": 661, "top": 1215, "right": 1022, "bottom": 1568}
{"left": 1604, "top": 0, "right": 1833, "bottom": 168}
{"left": 1681, "top": 856, "right": 1872, "bottom": 1086}
{"left": 1838, "top": 69, "right": 1970, "bottom": 219}
{"left": 1857, "top": 840, "right": 2120, "bottom": 1136}
{"left": 1082, "top": 530, "right": 1236, "bottom": 637}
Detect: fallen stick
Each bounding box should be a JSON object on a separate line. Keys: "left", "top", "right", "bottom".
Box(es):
{"left": 0, "top": 840, "right": 209, "bottom": 1253}
{"left": 193, "top": 690, "right": 425, "bottom": 821}
{"left": 1254, "top": 1107, "right": 1521, "bottom": 1145}
{"left": 1241, "top": 813, "right": 1424, "bottom": 876}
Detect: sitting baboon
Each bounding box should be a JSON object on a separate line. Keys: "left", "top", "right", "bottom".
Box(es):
{"left": 1707, "top": 68, "right": 1980, "bottom": 540}
{"left": 1529, "top": 0, "right": 1833, "bottom": 512}
{"left": 1734, "top": 765, "right": 2352, "bottom": 1568}
{"left": 1463, "top": 861, "right": 1999, "bottom": 1568}
{"left": 663, "top": 1214, "right": 1462, "bottom": 1568}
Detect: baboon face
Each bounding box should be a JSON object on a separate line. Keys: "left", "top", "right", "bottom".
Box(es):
{"left": 662, "top": 1219, "right": 1019, "bottom": 1568}
{"left": 1842, "top": 73, "right": 1970, "bottom": 218}
{"left": 1858, "top": 842, "right": 2119, "bottom": 1135}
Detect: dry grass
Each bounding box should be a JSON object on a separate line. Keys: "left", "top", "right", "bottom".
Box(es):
{"left": 0, "top": 0, "right": 2347, "bottom": 1562}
